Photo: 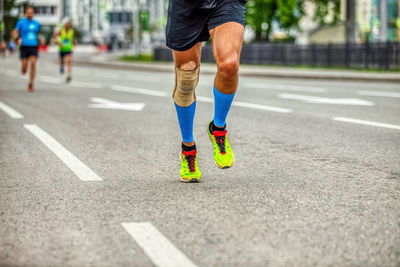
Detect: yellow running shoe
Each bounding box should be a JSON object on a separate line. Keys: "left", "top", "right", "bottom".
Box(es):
{"left": 179, "top": 149, "right": 202, "bottom": 182}
{"left": 207, "top": 122, "right": 235, "bottom": 168}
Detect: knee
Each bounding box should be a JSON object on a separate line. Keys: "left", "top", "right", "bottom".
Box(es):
{"left": 217, "top": 54, "right": 239, "bottom": 77}
{"left": 174, "top": 60, "right": 200, "bottom": 107}
{"left": 179, "top": 60, "right": 196, "bottom": 71}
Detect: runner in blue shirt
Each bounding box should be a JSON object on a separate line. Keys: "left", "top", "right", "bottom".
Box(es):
{"left": 13, "top": 6, "right": 42, "bottom": 92}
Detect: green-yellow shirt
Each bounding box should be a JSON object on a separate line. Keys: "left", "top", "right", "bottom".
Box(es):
{"left": 59, "top": 27, "right": 74, "bottom": 52}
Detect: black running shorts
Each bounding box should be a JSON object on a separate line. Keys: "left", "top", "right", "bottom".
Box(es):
{"left": 20, "top": 46, "right": 39, "bottom": 59}
{"left": 59, "top": 51, "right": 72, "bottom": 58}
{"left": 166, "top": 0, "right": 247, "bottom": 51}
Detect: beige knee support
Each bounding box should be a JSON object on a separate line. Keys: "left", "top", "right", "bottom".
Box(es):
{"left": 173, "top": 65, "right": 200, "bottom": 107}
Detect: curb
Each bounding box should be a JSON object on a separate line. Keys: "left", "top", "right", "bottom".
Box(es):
{"left": 74, "top": 59, "right": 400, "bottom": 83}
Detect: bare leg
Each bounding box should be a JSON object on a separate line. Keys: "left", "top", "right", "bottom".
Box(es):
{"left": 66, "top": 54, "right": 72, "bottom": 77}
{"left": 210, "top": 22, "right": 244, "bottom": 94}
{"left": 60, "top": 56, "right": 65, "bottom": 71}
{"left": 172, "top": 43, "right": 202, "bottom": 147}
{"left": 21, "top": 58, "right": 28, "bottom": 75}
{"left": 29, "top": 56, "right": 37, "bottom": 84}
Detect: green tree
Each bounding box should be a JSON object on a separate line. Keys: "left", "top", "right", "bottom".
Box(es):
{"left": 2, "top": 0, "right": 20, "bottom": 42}
{"left": 312, "top": 0, "right": 341, "bottom": 25}
{"left": 245, "top": 0, "right": 341, "bottom": 42}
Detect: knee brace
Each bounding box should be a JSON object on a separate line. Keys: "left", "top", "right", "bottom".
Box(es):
{"left": 173, "top": 65, "right": 200, "bottom": 107}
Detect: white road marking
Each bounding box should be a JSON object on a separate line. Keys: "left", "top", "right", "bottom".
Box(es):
{"left": 69, "top": 81, "right": 103, "bottom": 89}
{"left": 24, "top": 124, "right": 102, "bottom": 181}
{"left": 88, "top": 97, "right": 145, "bottom": 111}
{"left": 0, "top": 101, "right": 24, "bottom": 119}
{"left": 243, "top": 82, "right": 327, "bottom": 93}
{"left": 233, "top": 101, "right": 293, "bottom": 113}
{"left": 332, "top": 117, "right": 400, "bottom": 130}
{"left": 111, "top": 85, "right": 169, "bottom": 97}
{"left": 122, "top": 222, "right": 198, "bottom": 267}
{"left": 39, "top": 76, "right": 63, "bottom": 84}
{"left": 113, "top": 85, "right": 293, "bottom": 113}
{"left": 125, "top": 75, "right": 162, "bottom": 83}
{"left": 94, "top": 72, "right": 119, "bottom": 79}
{"left": 5, "top": 70, "right": 17, "bottom": 77}
{"left": 196, "top": 96, "right": 292, "bottom": 113}
{"left": 278, "top": 93, "right": 375, "bottom": 106}
{"left": 357, "top": 90, "right": 400, "bottom": 98}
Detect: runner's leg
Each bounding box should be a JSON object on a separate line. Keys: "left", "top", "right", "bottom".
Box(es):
{"left": 21, "top": 58, "right": 28, "bottom": 75}
{"left": 29, "top": 56, "right": 37, "bottom": 85}
{"left": 210, "top": 22, "right": 244, "bottom": 127}
{"left": 172, "top": 42, "right": 202, "bottom": 147}
{"left": 59, "top": 52, "right": 65, "bottom": 74}
{"left": 173, "top": 43, "right": 202, "bottom": 182}
{"left": 206, "top": 22, "right": 244, "bottom": 169}
{"left": 66, "top": 54, "right": 72, "bottom": 77}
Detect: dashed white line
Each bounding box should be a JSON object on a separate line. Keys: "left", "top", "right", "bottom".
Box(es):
{"left": 332, "top": 117, "right": 400, "bottom": 130}
{"left": 233, "top": 101, "right": 293, "bottom": 113}
{"left": 39, "top": 76, "right": 63, "bottom": 84}
{"left": 112, "top": 85, "right": 169, "bottom": 97}
{"left": 112, "top": 85, "right": 293, "bottom": 113}
{"left": 125, "top": 75, "right": 163, "bottom": 83}
{"left": 243, "top": 82, "right": 327, "bottom": 93}
{"left": 122, "top": 222, "right": 198, "bottom": 267}
{"left": 357, "top": 90, "right": 400, "bottom": 98}
{"left": 24, "top": 124, "right": 102, "bottom": 181}
{"left": 69, "top": 81, "right": 103, "bottom": 89}
{"left": 94, "top": 72, "right": 119, "bottom": 79}
{"left": 5, "top": 70, "right": 17, "bottom": 77}
{"left": 0, "top": 101, "right": 24, "bottom": 119}
{"left": 279, "top": 93, "right": 375, "bottom": 106}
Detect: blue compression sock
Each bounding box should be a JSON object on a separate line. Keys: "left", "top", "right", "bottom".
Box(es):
{"left": 175, "top": 101, "right": 196, "bottom": 143}
{"left": 213, "top": 85, "right": 236, "bottom": 127}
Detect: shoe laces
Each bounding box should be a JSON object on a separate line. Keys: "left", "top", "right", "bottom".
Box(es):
{"left": 213, "top": 131, "right": 228, "bottom": 154}
{"left": 183, "top": 150, "right": 196, "bottom": 173}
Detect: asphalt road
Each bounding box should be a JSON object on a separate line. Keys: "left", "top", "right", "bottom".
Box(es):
{"left": 0, "top": 53, "right": 399, "bottom": 267}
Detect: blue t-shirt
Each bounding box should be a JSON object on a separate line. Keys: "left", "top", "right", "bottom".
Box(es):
{"left": 15, "top": 18, "right": 41, "bottom": 47}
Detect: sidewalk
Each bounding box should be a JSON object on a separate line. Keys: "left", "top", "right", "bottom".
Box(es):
{"left": 74, "top": 53, "right": 400, "bottom": 83}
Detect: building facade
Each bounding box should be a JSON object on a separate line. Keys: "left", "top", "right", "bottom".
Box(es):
{"left": 61, "top": 0, "right": 168, "bottom": 46}
{"left": 298, "top": 0, "right": 399, "bottom": 44}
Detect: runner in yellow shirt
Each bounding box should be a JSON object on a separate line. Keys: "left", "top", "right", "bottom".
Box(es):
{"left": 54, "top": 18, "right": 76, "bottom": 83}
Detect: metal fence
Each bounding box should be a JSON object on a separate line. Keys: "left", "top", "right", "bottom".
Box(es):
{"left": 154, "top": 42, "right": 400, "bottom": 70}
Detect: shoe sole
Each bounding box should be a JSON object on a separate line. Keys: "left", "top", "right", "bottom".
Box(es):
{"left": 179, "top": 151, "right": 201, "bottom": 183}
{"left": 207, "top": 126, "right": 234, "bottom": 169}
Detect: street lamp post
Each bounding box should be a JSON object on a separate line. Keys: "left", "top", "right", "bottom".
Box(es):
{"left": 132, "top": 0, "right": 140, "bottom": 56}
{"left": 0, "top": 0, "right": 4, "bottom": 42}
{"left": 346, "top": 0, "right": 356, "bottom": 43}
{"left": 380, "top": 0, "right": 388, "bottom": 42}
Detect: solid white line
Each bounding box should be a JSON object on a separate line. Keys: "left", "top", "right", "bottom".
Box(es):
{"left": 233, "top": 101, "right": 293, "bottom": 113}
{"left": 0, "top": 101, "right": 24, "bottom": 119}
{"left": 111, "top": 85, "right": 169, "bottom": 97}
{"left": 122, "top": 222, "right": 197, "bottom": 267}
{"left": 39, "top": 76, "right": 63, "bottom": 84}
{"left": 125, "top": 75, "right": 162, "bottom": 83}
{"left": 196, "top": 96, "right": 292, "bottom": 113}
{"left": 243, "top": 82, "right": 327, "bottom": 93}
{"left": 69, "top": 81, "right": 103, "bottom": 89}
{"left": 5, "top": 70, "right": 17, "bottom": 77}
{"left": 24, "top": 124, "right": 102, "bottom": 181}
{"left": 357, "top": 90, "right": 400, "bottom": 98}
{"left": 279, "top": 93, "right": 375, "bottom": 106}
{"left": 332, "top": 117, "right": 400, "bottom": 130}
{"left": 113, "top": 85, "right": 292, "bottom": 113}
